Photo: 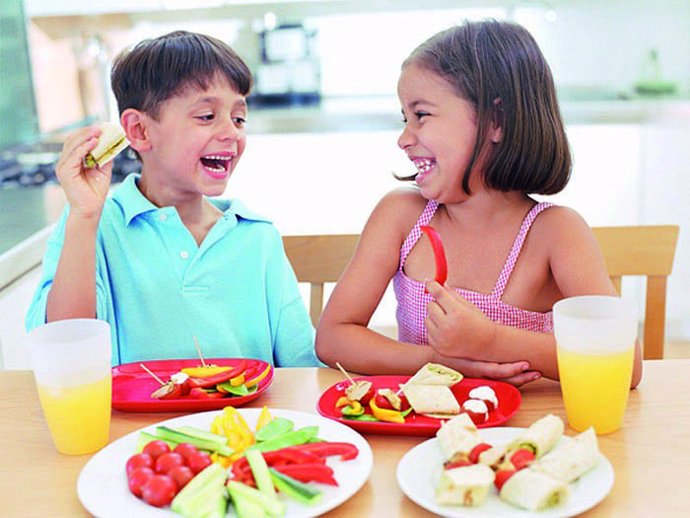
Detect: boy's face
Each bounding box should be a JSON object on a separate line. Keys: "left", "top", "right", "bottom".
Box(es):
{"left": 138, "top": 75, "right": 247, "bottom": 201}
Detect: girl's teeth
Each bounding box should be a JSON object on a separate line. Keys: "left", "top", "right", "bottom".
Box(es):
{"left": 414, "top": 158, "right": 435, "bottom": 174}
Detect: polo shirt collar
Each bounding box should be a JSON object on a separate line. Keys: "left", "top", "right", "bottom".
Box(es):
{"left": 112, "top": 174, "right": 272, "bottom": 225}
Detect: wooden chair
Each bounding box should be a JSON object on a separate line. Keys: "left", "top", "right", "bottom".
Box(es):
{"left": 283, "top": 227, "right": 680, "bottom": 359}
{"left": 592, "top": 225, "right": 680, "bottom": 360}
{"left": 283, "top": 234, "right": 360, "bottom": 326}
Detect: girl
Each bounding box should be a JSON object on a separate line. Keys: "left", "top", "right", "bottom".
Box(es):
{"left": 316, "top": 20, "right": 642, "bottom": 387}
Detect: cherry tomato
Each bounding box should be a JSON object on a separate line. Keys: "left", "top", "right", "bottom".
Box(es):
{"left": 374, "top": 394, "right": 395, "bottom": 410}
{"left": 468, "top": 443, "right": 492, "bottom": 464}
{"left": 173, "top": 442, "right": 200, "bottom": 461}
{"left": 359, "top": 386, "right": 375, "bottom": 405}
{"left": 186, "top": 451, "right": 212, "bottom": 474}
{"left": 168, "top": 465, "right": 195, "bottom": 490}
{"left": 127, "top": 467, "right": 154, "bottom": 498}
{"left": 444, "top": 457, "right": 473, "bottom": 470}
{"left": 141, "top": 474, "right": 178, "bottom": 507}
{"left": 398, "top": 394, "right": 411, "bottom": 412}
{"left": 494, "top": 469, "right": 517, "bottom": 491}
{"left": 510, "top": 448, "right": 536, "bottom": 470}
{"left": 143, "top": 440, "right": 171, "bottom": 460}
{"left": 155, "top": 452, "right": 185, "bottom": 474}
{"left": 126, "top": 453, "right": 154, "bottom": 476}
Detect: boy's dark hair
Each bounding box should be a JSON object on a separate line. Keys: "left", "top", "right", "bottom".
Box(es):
{"left": 111, "top": 30, "right": 252, "bottom": 119}
{"left": 402, "top": 20, "right": 571, "bottom": 195}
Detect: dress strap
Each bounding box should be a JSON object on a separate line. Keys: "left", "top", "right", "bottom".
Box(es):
{"left": 399, "top": 199, "right": 439, "bottom": 271}
{"left": 491, "top": 202, "right": 554, "bottom": 298}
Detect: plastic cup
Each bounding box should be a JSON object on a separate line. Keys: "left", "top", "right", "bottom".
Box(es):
{"left": 28, "top": 319, "right": 112, "bottom": 455}
{"left": 553, "top": 295, "right": 637, "bottom": 435}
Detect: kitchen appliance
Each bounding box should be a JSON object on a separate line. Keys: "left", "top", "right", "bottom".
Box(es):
{"left": 251, "top": 23, "right": 321, "bottom": 107}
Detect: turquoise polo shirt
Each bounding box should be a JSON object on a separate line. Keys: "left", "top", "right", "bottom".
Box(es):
{"left": 26, "top": 174, "right": 319, "bottom": 367}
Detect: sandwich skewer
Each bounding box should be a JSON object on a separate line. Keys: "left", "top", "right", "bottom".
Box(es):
{"left": 335, "top": 362, "right": 374, "bottom": 402}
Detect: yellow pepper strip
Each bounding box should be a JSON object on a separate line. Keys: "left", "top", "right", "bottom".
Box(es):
{"left": 180, "top": 365, "right": 232, "bottom": 377}
{"left": 229, "top": 373, "right": 246, "bottom": 387}
{"left": 370, "top": 398, "right": 405, "bottom": 423}
{"left": 245, "top": 365, "right": 272, "bottom": 388}
{"left": 210, "top": 452, "right": 232, "bottom": 468}
{"left": 335, "top": 396, "right": 355, "bottom": 408}
{"left": 210, "top": 406, "right": 255, "bottom": 457}
{"left": 255, "top": 406, "right": 273, "bottom": 432}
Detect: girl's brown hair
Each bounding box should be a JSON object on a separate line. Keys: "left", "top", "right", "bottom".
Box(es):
{"left": 403, "top": 20, "right": 571, "bottom": 195}
{"left": 111, "top": 30, "right": 252, "bottom": 120}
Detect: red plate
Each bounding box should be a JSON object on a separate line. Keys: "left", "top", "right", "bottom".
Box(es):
{"left": 317, "top": 375, "right": 521, "bottom": 436}
{"left": 112, "top": 358, "right": 273, "bottom": 412}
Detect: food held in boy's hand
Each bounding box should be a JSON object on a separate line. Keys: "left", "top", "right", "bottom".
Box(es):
{"left": 84, "top": 122, "right": 129, "bottom": 168}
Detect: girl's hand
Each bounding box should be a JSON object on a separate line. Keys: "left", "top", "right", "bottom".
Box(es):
{"left": 55, "top": 126, "right": 113, "bottom": 219}
{"left": 425, "top": 280, "right": 496, "bottom": 358}
{"left": 438, "top": 355, "right": 541, "bottom": 387}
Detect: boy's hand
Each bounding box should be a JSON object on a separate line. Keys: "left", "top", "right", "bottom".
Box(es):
{"left": 55, "top": 126, "right": 113, "bottom": 219}
{"left": 425, "top": 280, "right": 497, "bottom": 358}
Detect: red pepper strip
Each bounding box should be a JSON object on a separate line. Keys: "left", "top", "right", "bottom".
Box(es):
{"left": 272, "top": 463, "right": 338, "bottom": 486}
{"left": 419, "top": 225, "right": 448, "bottom": 285}
{"left": 231, "top": 448, "right": 325, "bottom": 479}
{"left": 189, "top": 387, "right": 226, "bottom": 399}
{"left": 188, "top": 360, "right": 247, "bottom": 388}
{"left": 284, "top": 442, "right": 359, "bottom": 461}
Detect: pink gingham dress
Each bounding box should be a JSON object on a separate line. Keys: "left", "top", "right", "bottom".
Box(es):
{"left": 393, "top": 200, "right": 554, "bottom": 345}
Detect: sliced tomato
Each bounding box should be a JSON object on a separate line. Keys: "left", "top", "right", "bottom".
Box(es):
{"left": 468, "top": 443, "right": 493, "bottom": 464}
{"left": 510, "top": 448, "right": 536, "bottom": 470}
{"left": 494, "top": 469, "right": 517, "bottom": 491}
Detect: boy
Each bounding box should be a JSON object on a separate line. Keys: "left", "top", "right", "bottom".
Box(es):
{"left": 26, "top": 31, "right": 318, "bottom": 367}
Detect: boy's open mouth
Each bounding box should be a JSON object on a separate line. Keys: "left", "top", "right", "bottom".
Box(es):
{"left": 200, "top": 155, "right": 232, "bottom": 173}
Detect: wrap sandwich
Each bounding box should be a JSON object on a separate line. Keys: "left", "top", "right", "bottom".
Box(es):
{"left": 499, "top": 467, "right": 569, "bottom": 511}
{"left": 405, "top": 362, "right": 463, "bottom": 387}
{"left": 84, "top": 122, "right": 129, "bottom": 168}
{"left": 532, "top": 427, "right": 600, "bottom": 483}
{"left": 435, "top": 413, "right": 481, "bottom": 460}
{"left": 436, "top": 464, "right": 495, "bottom": 507}
{"left": 403, "top": 384, "right": 460, "bottom": 418}
{"left": 506, "top": 413, "right": 564, "bottom": 458}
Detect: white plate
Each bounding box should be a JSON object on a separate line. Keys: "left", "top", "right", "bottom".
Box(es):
{"left": 77, "top": 409, "right": 373, "bottom": 518}
{"left": 397, "top": 427, "right": 614, "bottom": 518}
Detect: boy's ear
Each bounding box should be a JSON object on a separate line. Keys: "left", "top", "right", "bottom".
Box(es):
{"left": 120, "top": 109, "right": 152, "bottom": 153}
{"left": 490, "top": 98, "right": 504, "bottom": 144}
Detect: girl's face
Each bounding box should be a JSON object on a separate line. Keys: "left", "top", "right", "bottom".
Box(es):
{"left": 397, "top": 62, "right": 488, "bottom": 203}
{"left": 137, "top": 75, "right": 247, "bottom": 204}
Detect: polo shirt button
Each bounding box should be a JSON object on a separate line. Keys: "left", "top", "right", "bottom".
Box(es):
{"left": 159, "top": 213, "right": 167, "bottom": 222}
{"left": 179, "top": 250, "right": 189, "bottom": 260}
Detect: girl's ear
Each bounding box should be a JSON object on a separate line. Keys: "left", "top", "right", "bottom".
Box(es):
{"left": 120, "top": 109, "right": 152, "bottom": 153}
{"left": 490, "top": 98, "right": 504, "bottom": 144}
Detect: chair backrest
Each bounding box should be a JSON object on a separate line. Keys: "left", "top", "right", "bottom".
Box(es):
{"left": 282, "top": 234, "right": 360, "bottom": 326}
{"left": 283, "top": 227, "right": 680, "bottom": 359}
{"left": 592, "top": 225, "right": 680, "bottom": 360}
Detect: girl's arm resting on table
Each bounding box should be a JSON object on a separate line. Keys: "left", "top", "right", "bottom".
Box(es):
{"left": 46, "top": 213, "right": 100, "bottom": 321}
{"left": 316, "top": 189, "right": 538, "bottom": 386}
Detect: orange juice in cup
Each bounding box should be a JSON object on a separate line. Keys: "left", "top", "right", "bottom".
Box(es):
{"left": 29, "top": 319, "right": 112, "bottom": 455}
{"left": 553, "top": 296, "right": 637, "bottom": 435}
{"left": 37, "top": 377, "right": 112, "bottom": 455}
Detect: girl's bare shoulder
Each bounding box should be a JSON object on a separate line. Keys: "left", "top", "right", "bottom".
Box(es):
{"left": 531, "top": 204, "right": 592, "bottom": 238}
{"left": 369, "top": 187, "right": 428, "bottom": 230}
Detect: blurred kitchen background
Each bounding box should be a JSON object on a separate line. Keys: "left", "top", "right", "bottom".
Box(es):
{"left": 1, "top": 0, "right": 689, "bottom": 368}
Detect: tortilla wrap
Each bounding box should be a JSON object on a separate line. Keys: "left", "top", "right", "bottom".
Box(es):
{"left": 84, "top": 122, "right": 129, "bottom": 168}
{"left": 506, "top": 413, "right": 564, "bottom": 458}
{"left": 435, "top": 412, "right": 481, "bottom": 460}
{"left": 532, "top": 427, "right": 600, "bottom": 482}
{"left": 405, "top": 362, "right": 463, "bottom": 387}
{"left": 436, "top": 464, "right": 495, "bottom": 507}
{"left": 499, "top": 468, "right": 569, "bottom": 511}
{"left": 403, "top": 384, "right": 460, "bottom": 416}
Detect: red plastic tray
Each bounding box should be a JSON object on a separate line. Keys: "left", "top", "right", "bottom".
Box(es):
{"left": 317, "top": 375, "right": 521, "bottom": 436}
{"left": 112, "top": 358, "right": 273, "bottom": 413}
